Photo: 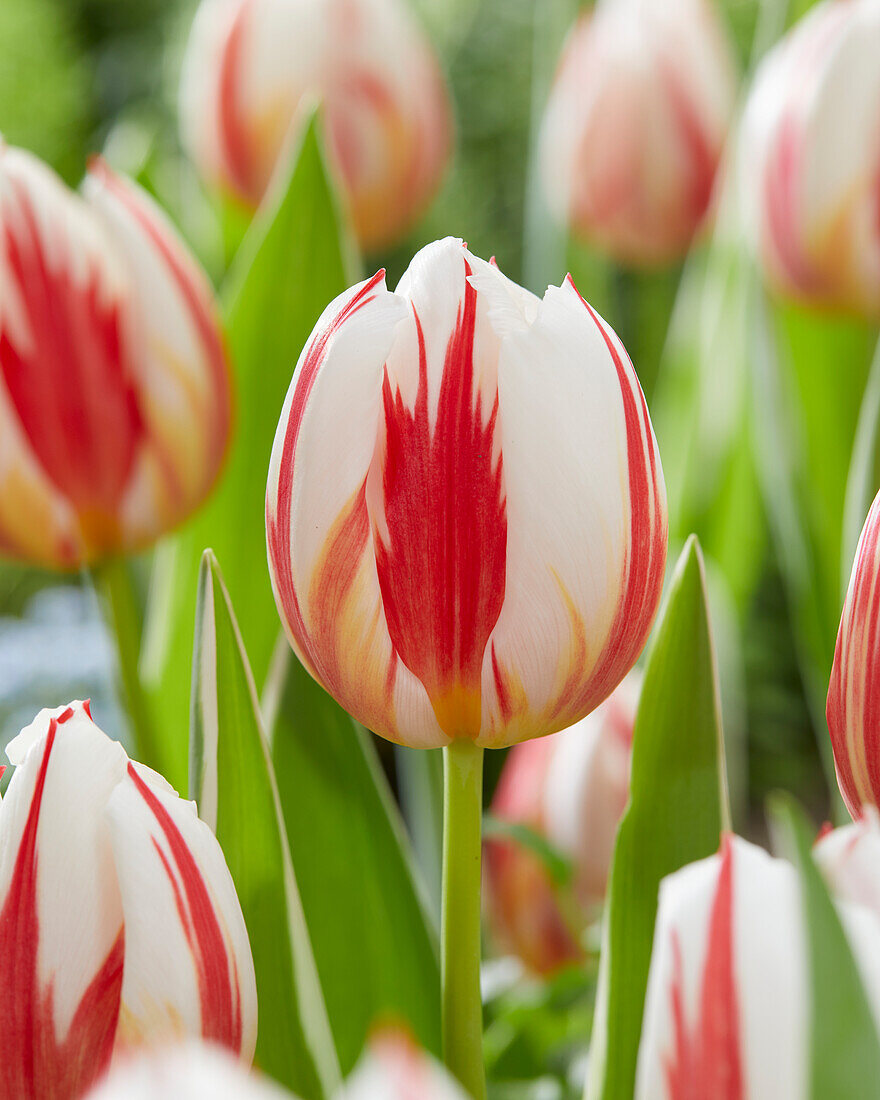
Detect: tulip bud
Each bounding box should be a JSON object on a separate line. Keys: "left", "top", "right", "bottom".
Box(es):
{"left": 341, "top": 1031, "right": 468, "bottom": 1100}
{"left": 636, "top": 835, "right": 880, "bottom": 1099}
{"left": 179, "top": 0, "right": 452, "bottom": 251}
{"left": 740, "top": 0, "right": 880, "bottom": 317}
{"left": 485, "top": 673, "right": 638, "bottom": 974}
{"left": 539, "top": 0, "right": 737, "bottom": 267}
{"left": 814, "top": 807, "right": 880, "bottom": 919}
{"left": 0, "top": 701, "right": 257, "bottom": 1099}
{"left": 266, "top": 237, "right": 667, "bottom": 750}
{"left": 828, "top": 490, "right": 880, "bottom": 818}
{"left": 0, "top": 144, "right": 232, "bottom": 568}
{"left": 85, "top": 1043, "right": 291, "bottom": 1100}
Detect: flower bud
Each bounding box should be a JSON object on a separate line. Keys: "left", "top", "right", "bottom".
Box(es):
{"left": 0, "top": 144, "right": 232, "bottom": 568}
{"left": 0, "top": 701, "right": 257, "bottom": 1099}
{"left": 740, "top": 0, "right": 880, "bottom": 317}
{"left": 539, "top": 0, "right": 737, "bottom": 266}
{"left": 485, "top": 673, "right": 638, "bottom": 974}
{"left": 341, "top": 1031, "right": 468, "bottom": 1100}
{"left": 179, "top": 0, "right": 452, "bottom": 251}
{"left": 814, "top": 807, "right": 880, "bottom": 919}
{"left": 266, "top": 237, "right": 667, "bottom": 749}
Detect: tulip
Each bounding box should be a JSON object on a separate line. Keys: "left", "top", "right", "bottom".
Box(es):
{"left": 0, "top": 143, "right": 232, "bottom": 568}
{"left": 341, "top": 1030, "right": 469, "bottom": 1100}
{"left": 266, "top": 237, "right": 667, "bottom": 751}
{"left": 539, "top": 0, "right": 737, "bottom": 267}
{"left": 485, "top": 673, "right": 638, "bottom": 975}
{"left": 179, "top": 0, "right": 452, "bottom": 251}
{"left": 0, "top": 701, "right": 257, "bottom": 1100}
{"left": 814, "top": 807, "right": 880, "bottom": 918}
{"left": 827, "top": 490, "right": 880, "bottom": 818}
{"left": 635, "top": 834, "right": 880, "bottom": 1099}
{"left": 740, "top": 0, "right": 880, "bottom": 317}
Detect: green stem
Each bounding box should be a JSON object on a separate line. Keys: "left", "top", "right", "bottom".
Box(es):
{"left": 96, "top": 557, "right": 161, "bottom": 772}
{"left": 441, "top": 740, "right": 486, "bottom": 1100}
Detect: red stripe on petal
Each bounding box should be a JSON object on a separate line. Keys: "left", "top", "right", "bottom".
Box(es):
{"left": 665, "top": 836, "right": 743, "bottom": 1100}
{"left": 0, "top": 718, "right": 124, "bottom": 1099}
{"left": 127, "top": 763, "right": 243, "bottom": 1053}
{"left": 218, "top": 0, "right": 261, "bottom": 203}
{"left": 373, "top": 275, "right": 507, "bottom": 739}
{"left": 0, "top": 180, "right": 144, "bottom": 544}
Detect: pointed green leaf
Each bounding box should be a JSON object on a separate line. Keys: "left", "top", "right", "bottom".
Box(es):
{"left": 770, "top": 795, "right": 880, "bottom": 1100}
{"left": 586, "top": 536, "right": 729, "bottom": 1100}
{"left": 191, "top": 552, "right": 341, "bottom": 1099}
{"left": 142, "top": 109, "right": 357, "bottom": 790}
{"left": 269, "top": 651, "right": 441, "bottom": 1073}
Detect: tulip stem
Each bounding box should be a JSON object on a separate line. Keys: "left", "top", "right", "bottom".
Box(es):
{"left": 97, "top": 557, "right": 161, "bottom": 772}
{"left": 441, "top": 739, "right": 486, "bottom": 1100}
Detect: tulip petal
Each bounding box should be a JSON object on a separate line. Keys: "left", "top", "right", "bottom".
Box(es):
{"left": 482, "top": 277, "right": 666, "bottom": 746}
{"left": 104, "top": 761, "right": 257, "bottom": 1061}
{"left": 0, "top": 702, "right": 127, "bottom": 1098}
{"left": 341, "top": 1031, "right": 469, "bottom": 1100}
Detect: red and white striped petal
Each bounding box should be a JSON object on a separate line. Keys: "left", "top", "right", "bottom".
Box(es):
{"left": 482, "top": 277, "right": 666, "bottom": 746}
{"left": 827, "top": 490, "right": 880, "bottom": 818}
{"left": 341, "top": 1031, "right": 469, "bottom": 1100}
{"left": 814, "top": 807, "right": 880, "bottom": 919}
{"left": 83, "top": 160, "right": 232, "bottom": 545}
{"left": 85, "top": 1042, "right": 293, "bottom": 1100}
{"left": 0, "top": 702, "right": 127, "bottom": 1099}
{"left": 104, "top": 762, "right": 257, "bottom": 1060}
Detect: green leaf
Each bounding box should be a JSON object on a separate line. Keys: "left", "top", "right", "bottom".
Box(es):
{"left": 482, "top": 815, "right": 573, "bottom": 888}
{"left": 770, "top": 794, "right": 880, "bottom": 1100}
{"left": 270, "top": 650, "right": 441, "bottom": 1073}
{"left": 191, "top": 552, "right": 341, "bottom": 1099}
{"left": 142, "top": 110, "right": 357, "bottom": 790}
{"left": 586, "top": 536, "right": 729, "bottom": 1100}
{"left": 842, "top": 337, "right": 880, "bottom": 589}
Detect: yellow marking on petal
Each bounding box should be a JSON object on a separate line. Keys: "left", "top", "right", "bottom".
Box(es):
{"left": 431, "top": 682, "right": 482, "bottom": 742}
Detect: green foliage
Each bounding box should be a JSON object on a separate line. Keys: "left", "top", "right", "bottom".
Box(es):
{"left": 586, "top": 537, "right": 729, "bottom": 1100}
{"left": 190, "top": 552, "right": 340, "bottom": 1099}
{"left": 270, "top": 653, "right": 441, "bottom": 1073}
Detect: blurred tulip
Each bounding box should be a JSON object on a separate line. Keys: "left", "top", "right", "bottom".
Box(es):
{"left": 636, "top": 834, "right": 880, "bottom": 1099}
{"left": 0, "top": 701, "right": 257, "bottom": 1100}
{"left": 814, "top": 807, "right": 880, "bottom": 917}
{"left": 266, "top": 237, "right": 667, "bottom": 750}
{"left": 740, "top": 0, "right": 880, "bottom": 317}
{"left": 828, "top": 490, "right": 880, "bottom": 818}
{"left": 539, "top": 0, "right": 737, "bottom": 267}
{"left": 340, "top": 1030, "right": 468, "bottom": 1100}
{"left": 485, "top": 673, "right": 639, "bottom": 974}
{"left": 179, "top": 0, "right": 452, "bottom": 251}
{"left": 0, "top": 144, "right": 232, "bottom": 568}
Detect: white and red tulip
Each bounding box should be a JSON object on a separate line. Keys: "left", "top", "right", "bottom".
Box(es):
{"left": 266, "top": 237, "right": 667, "bottom": 750}
{"left": 179, "top": 0, "right": 452, "bottom": 251}
{"left": 0, "top": 143, "right": 232, "bottom": 568}
{"left": 740, "top": 0, "right": 880, "bottom": 317}
{"left": 340, "top": 1031, "right": 468, "bottom": 1100}
{"left": 539, "top": 0, "right": 737, "bottom": 267}
{"left": 814, "top": 807, "right": 880, "bottom": 919}
{"left": 827, "top": 490, "right": 880, "bottom": 818}
{"left": 0, "top": 701, "right": 257, "bottom": 1100}
{"left": 635, "top": 834, "right": 880, "bottom": 1099}
{"left": 485, "top": 673, "right": 639, "bottom": 974}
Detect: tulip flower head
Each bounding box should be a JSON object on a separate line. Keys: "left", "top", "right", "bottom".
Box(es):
{"left": 340, "top": 1030, "right": 469, "bottom": 1100}
{"left": 828, "top": 490, "right": 880, "bottom": 818}
{"left": 0, "top": 143, "right": 232, "bottom": 568}
{"left": 0, "top": 701, "right": 257, "bottom": 1100}
{"left": 266, "top": 238, "right": 667, "bottom": 750}
{"left": 636, "top": 834, "right": 880, "bottom": 1099}
{"left": 539, "top": 0, "right": 738, "bottom": 266}
{"left": 179, "top": 0, "right": 452, "bottom": 251}
{"left": 740, "top": 0, "right": 880, "bottom": 317}
{"left": 814, "top": 807, "right": 880, "bottom": 918}
{"left": 485, "top": 672, "right": 638, "bottom": 974}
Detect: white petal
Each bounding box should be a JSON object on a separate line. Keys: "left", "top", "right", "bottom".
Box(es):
{"left": 814, "top": 807, "right": 880, "bottom": 919}
{"left": 341, "top": 1032, "right": 469, "bottom": 1100}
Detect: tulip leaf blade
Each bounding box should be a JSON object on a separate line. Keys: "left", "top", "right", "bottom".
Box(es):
{"left": 770, "top": 794, "right": 880, "bottom": 1100}
{"left": 587, "top": 536, "right": 729, "bottom": 1100}
{"left": 142, "top": 107, "right": 356, "bottom": 791}
{"left": 269, "top": 651, "right": 441, "bottom": 1073}
{"left": 191, "top": 550, "right": 341, "bottom": 1100}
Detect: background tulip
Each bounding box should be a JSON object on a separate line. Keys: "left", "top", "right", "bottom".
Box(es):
{"left": 814, "top": 808, "right": 880, "bottom": 919}
{"left": 740, "top": 0, "right": 880, "bottom": 318}
{"left": 485, "top": 673, "right": 638, "bottom": 974}
{"left": 827, "top": 490, "right": 880, "bottom": 818}
{"left": 636, "top": 835, "right": 880, "bottom": 1099}
{"left": 266, "top": 237, "right": 667, "bottom": 751}
{"left": 179, "top": 0, "right": 452, "bottom": 251}
{"left": 538, "top": 0, "right": 737, "bottom": 267}
{"left": 0, "top": 144, "right": 232, "bottom": 569}
{"left": 0, "top": 701, "right": 257, "bottom": 1100}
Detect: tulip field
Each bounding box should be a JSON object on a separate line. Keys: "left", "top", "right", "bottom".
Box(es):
{"left": 4, "top": 0, "right": 880, "bottom": 1096}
